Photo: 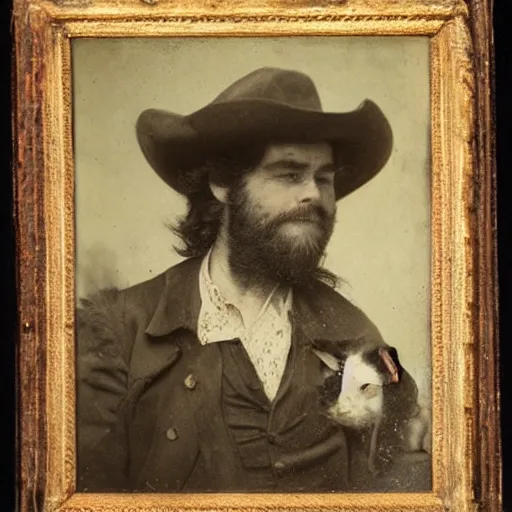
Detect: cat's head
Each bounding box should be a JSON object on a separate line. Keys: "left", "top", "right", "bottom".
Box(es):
{"left": 312, "top": 340, "right": 402, "bottom": 429}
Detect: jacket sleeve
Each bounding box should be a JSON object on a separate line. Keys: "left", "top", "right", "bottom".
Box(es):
{"left": 76, "top": 288, "right": 134, "bottom": 492}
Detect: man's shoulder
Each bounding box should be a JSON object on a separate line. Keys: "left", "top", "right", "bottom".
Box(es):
{"left": 296, "top": 279, "right": 384, "bottom": 344}
{"left": 77, "top": 257, "right": 201, "bottom": 324}
{"left": 299, "top": 278, "right": 367, "bottom": 318}
{"left": 76, "top": 257, "right": 202, "bottom": 364}
{"left": 306, "top": 279, "right": 358, "bottom": 307}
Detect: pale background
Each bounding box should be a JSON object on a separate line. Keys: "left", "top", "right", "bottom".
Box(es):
{"left": 72, "top": 37, "right": 431, "bottom": 402}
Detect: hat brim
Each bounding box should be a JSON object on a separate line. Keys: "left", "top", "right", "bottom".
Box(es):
{"left": 136, "top": 99, "right": 393, "bottom": 200}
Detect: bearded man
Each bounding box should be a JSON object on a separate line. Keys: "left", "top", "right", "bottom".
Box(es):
{"left": 76, "top": 67, "right": 430, "bottom": 493}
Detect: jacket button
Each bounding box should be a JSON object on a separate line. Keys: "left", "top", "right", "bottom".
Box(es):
{"left": 184, "top": 374, "right": 197, "bottom": 390}
{"left": 166, "top": 427, "right": 179, "bottom": 441}
{"left": 267, "top": 433, "right": 277, "bottom": 444}
{"left": 274, "top": 461, "right": 285, "bottom": 470}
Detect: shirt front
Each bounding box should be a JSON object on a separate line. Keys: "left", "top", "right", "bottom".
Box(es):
{"left": 197, "top": 250, "right": 292, "bottom": 401}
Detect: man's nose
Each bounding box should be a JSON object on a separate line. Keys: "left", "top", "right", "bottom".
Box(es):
{"left": 297, "top": 178, "right": 321, "bottom": 203}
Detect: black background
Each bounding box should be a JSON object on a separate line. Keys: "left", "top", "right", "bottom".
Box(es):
{"left": 0, "top": 1, "right": 510, "bottom": 509}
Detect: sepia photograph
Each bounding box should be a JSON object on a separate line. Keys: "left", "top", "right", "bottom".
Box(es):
{"left": 73, "top": 36, "right": 432, "bottom": 494}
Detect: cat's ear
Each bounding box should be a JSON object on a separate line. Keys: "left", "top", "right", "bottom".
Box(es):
{"left": 311, "top": 339, "right": 361, "bottom": 360}
{"left": 378, "top": 346, "right": 402, "bottom": 384}
{"left": 311, "top": 348, "right": 340, "bottom": 372}
{"left": 364, "top": 346, "right": 403, "bottom": 384}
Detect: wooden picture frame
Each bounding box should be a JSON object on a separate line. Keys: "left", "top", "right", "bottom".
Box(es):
{"left": 13, "top": 0, "right": 500, "bottom": 511}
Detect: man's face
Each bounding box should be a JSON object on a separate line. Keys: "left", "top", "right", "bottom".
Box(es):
{"left": 226, "top": 142, "right": 337, "bottom": 285}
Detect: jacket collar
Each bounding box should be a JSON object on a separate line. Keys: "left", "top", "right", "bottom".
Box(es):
{"left": 145, "top": 256, "right": 203, "bottom": 337}
{"left": 145, "top": 256, "right": 373, "bottom": 344}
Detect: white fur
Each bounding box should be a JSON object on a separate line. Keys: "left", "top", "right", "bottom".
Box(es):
{"left": 328, "top": 353, "right": 384, "bottom": 429}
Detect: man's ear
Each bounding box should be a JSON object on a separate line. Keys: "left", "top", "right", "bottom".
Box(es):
{"left": 209, "top": 181, "right": 229, "bottom": 204}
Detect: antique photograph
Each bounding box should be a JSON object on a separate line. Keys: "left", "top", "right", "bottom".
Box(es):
{"left": 72, "top": 36, "right": 433, "bottom": 494}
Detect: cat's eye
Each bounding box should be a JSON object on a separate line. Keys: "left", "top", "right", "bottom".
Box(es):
{"left": 360, "top": 383, "right": 380, "bottom": 399}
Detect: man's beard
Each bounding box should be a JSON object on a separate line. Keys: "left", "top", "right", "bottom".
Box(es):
{"left": 226, "top": 182, "right": 336, "bottom": 287}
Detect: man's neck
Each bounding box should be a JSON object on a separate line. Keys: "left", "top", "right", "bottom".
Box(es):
{"left": 208, "top": 237, "right": 282, "bottom": 328}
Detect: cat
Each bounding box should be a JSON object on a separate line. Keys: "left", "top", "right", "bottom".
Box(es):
{"left": 312, "top": 340, "right": 401, "bottom": 427}
{"left": 311, "top": 339, "right": 422, "bottom": 474}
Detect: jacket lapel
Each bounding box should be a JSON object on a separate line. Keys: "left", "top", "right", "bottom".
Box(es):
{"left": 127, "top": 256, "right": 245, "bottom": 490}
{"left": 129, "top": 257, "right": 203, "bottom": 384}
{"left": 145, "top": 257, "right": 202, "bottom": 337}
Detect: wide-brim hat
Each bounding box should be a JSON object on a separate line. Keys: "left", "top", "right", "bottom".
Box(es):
{"left": 136, "top": 67, "right": 393, "bottom": 200}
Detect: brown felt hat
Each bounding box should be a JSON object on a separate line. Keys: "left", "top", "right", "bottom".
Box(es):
{"left": 136, "top": 67, "right": 393, "bottom": 200}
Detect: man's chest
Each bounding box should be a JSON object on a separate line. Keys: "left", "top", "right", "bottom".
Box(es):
{"left": 126, "top": 327, "right": 346, "bottom": 492}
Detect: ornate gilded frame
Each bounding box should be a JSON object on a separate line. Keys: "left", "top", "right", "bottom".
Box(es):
{"left": 13, "top": 0, "right": 500, "bottom": 511}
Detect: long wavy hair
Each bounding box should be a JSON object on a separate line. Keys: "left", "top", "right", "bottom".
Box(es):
{"left": 169, "top": 143, "right": 266, "bottom": 259}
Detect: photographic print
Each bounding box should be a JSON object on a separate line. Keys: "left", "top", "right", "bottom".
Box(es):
{"left": 73, "top": 37, "right": 432, "bottom": 493}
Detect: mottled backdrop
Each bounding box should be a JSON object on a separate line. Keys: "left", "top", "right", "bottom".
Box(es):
{"left": 72, "top": 37, "right": 431, "bottom": 402}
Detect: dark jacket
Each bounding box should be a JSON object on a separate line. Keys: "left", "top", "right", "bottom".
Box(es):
{"left": 76, "top": 257, "right": 426, "bottom": 492}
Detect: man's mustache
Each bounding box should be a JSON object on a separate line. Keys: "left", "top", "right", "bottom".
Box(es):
{"left": 270, "top": 204, "right": 333, "bottom": 227}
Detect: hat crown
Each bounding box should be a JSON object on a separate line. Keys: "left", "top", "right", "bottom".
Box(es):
{"left": 212, "top": 67, "right": 323, "bottom": 111}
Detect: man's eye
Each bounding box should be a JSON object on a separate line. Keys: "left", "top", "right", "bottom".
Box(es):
{"left": 316, "top": 174, "right": 335, "bottom": 185}
{"left": 280, "top": 172, "right": 302, "bottom": 182}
